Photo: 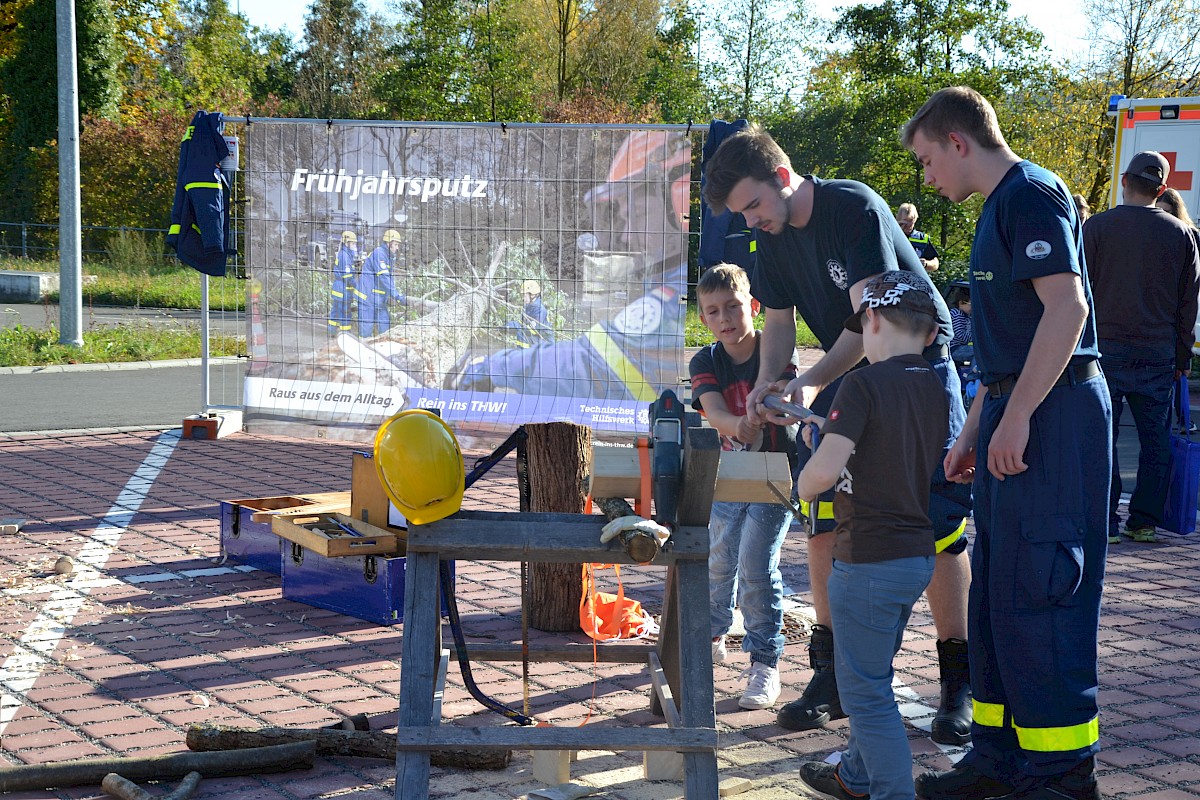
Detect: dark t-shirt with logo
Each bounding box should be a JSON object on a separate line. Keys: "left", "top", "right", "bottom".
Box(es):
{"left": 970, "top": 161, "right": 1099, "bottom": 384}
{"left": 820, "top": 354, "right": 949, "bottom": 563}
{"left": 751, "top": 176, "right": 953, "bottom": 351}
{"left": 689, "top": 336, "right": 799, "bottom": 471}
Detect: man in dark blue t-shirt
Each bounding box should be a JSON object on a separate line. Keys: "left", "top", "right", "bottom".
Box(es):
{"left": 703, "top": 124, "right": 974, "bottom": 744}
{"left": 903, "top": 86, "right": 1109, "bottom": 800}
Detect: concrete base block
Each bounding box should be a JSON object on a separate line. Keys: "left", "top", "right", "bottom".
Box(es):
{"left": 182, "top": 410, "right": 243, "bottom": 440}
{"left": 643, "top": 750, "right": 684, "bottom": 780}
{"left": 531, "top": 749, "right": 571, "bottom": 785}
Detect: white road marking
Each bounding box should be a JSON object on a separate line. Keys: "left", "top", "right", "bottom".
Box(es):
{"left": 0, "top": 430, "right": 180, "bottom": 735}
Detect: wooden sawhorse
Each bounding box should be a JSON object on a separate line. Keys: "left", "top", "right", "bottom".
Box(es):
{"left": 393, "top": 428, "right": 724, "bottom": 799}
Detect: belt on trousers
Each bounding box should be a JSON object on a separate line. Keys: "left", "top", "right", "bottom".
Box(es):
{"left": 986, "top": 359, "right": 1101, "bottom": 399}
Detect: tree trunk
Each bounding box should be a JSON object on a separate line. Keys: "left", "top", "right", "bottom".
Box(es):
{"left": 525, "top": 422, "right": 591, "bottom": 632}
{"left": 0, "top": 742, "right": 315, "bottom": 793}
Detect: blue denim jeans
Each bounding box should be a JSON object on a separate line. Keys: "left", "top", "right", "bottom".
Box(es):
{"left": 708, "top": 501, "right": 792, "bottom": 667}
{"left": 829, "top": 556, "right": 935, "bottom": 800}
{"left": 1101, "top": 340, "right": 1175, "bottom": 531}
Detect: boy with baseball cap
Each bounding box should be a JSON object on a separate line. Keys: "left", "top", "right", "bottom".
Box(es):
{"left": 792, "top": 270, "right": 949, "bottom": 800}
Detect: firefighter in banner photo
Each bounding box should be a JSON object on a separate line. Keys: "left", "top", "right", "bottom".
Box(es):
{"left": 355, "top": 228, "right": 436, "bottom": 338}
{"left": 330, "top": 231, "right": 358, "bottom": 334}
{"left": 454, "top": 130, "right": 691, "bottom": 401}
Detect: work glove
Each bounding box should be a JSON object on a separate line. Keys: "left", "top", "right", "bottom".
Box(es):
{"left": 600, "top": 515, "right": 671, "bottom": 546}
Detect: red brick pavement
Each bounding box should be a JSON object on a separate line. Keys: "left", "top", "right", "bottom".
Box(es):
{"left": 0, "top": 424, "right": 1196, "bottom": 799}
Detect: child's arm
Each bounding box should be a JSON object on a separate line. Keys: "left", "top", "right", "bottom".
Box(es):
{"left": 695, "top": 390, "right": 764, "bottom": 450}
{"left": 795, "top": 432, "right": 854, "bottom": 501}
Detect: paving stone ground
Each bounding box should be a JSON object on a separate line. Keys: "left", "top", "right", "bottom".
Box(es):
{"left": 0, "top": 425, "right": 1197, "bottom": 800}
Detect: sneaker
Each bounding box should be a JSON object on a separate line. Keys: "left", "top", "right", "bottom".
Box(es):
{"left": 712, "top": 635, "right": 727, "bottom": 665}
{"left": 1123, "top": 525, "right": 1156, "bottom": 543}
{"left": 1107, "top": 531, "right": 1120, "bottom": 544}
{"left": 799, "top": 761, "right": 869, "bottom": 800}
{"left": 738, "top": 662, "right": 781, "bottom": 709}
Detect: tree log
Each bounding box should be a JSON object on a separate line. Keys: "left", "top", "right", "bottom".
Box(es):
{"left": 185, "top": 724, "right": 510, "bottom": 770}
{"left": 0, "top": 741, "right": 314, "bottom": 792}
{"left": 525, "top": 422, "right": 592, "bottom": 632}
{"left": 101, "top": 771, "right": 201, "bottom": 800}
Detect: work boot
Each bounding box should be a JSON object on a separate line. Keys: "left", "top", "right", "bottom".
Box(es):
{"left": 931, "top": 637, "right": 972, "bottom": 745}
{"left": 777, "top": 624, "right": 845, "bottom": 730}
{"left": 916, "top": 763, "right": 1014, "bottom": 800}
{"left": 996, "top": 758, "right": 1100, "bottom": 800}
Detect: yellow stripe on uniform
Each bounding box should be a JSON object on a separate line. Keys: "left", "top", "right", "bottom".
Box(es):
{"left": 184, "top": 181, "right": 222, "bottom": 191}
{"left": 585, "top": 325, "right": 657, "bottom": 402}
{"left": 798, "top": 498, "right": 836, "bottom": 520}
{"left": 1016, "top": 716, "right": 1099, "bottom": 753}
{"left": 168, "top": 224, "right": 181, "bottom": 235}
{"left": 935, "top": 518, "right": 968, "bottom": 553}
{"left": 973, "top": 699, "right": 1005, "bottom": 728}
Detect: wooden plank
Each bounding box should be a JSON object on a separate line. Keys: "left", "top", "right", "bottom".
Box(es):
{"left": 646, "top": 651, "right": 682, "bottom": 728}
{"left": 271, "top": 512, "right": 401, "bottom": 557}
{"left": 677, "top": 426, "right": 720, "bottom": 528}
{"left": 590, "top": 449, "right": 791, "bottom": 504}
{"left": 406, "top": 514, "right": 708, "bottom": 562}
{"left": 395, "top": 549, "right": 440, "bottom": 798}
{"left": 674, "top": 558, "right": 716, "bottom": 732}
{"left": 393, "top": 725, "right": 717, "bottom": 752}
{"left": 242, "top": 491, "right": 351, "bottom": 523}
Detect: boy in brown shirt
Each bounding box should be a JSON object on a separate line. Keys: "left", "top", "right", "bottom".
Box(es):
{"left": 792, "top": 271, "right": 949, "bottom": 800}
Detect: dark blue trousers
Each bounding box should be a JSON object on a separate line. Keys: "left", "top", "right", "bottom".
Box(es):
{"left": 963, "top": 374, "right": 1111, "bottom": 778}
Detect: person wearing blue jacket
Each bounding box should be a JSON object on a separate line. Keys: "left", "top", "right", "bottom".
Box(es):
{"left": 330, "top": 231, "right": 358, "bottom": 333}
{"left": 452, "top": 130, "right": 691, "bottom": 401}
{"left": 166, "top": 110, "right": 230, "bottom": 277}
{"left": 355, "top": 229, "right": 433, "bottom": 338}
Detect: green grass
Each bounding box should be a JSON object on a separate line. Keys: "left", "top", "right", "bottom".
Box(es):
{"left": 5, "top": 258, "right": 245, "bottom": 311}
{"left": 0, "top": 323, "right": 243, "bottom": 367}
{"left": 685, "top": 304, "right": 819, "bottom": 349}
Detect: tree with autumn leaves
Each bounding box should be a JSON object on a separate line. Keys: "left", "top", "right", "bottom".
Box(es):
{"left": 0, "top": 0, "right": 1198, "bottom": 258}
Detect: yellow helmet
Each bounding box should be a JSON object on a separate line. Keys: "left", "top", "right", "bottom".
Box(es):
{"left": 373, "top": 410, "right": 464, "bottom": 525}
{"left": 521, "top": 279, "right": 541, "bottom": 295}
{"left": 382, "top": 229, "right": 403, "bottom": 244}
{"left": 341, "top": 230, "right": 357, "bottom": 242}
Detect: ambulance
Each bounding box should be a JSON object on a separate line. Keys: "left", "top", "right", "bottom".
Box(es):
{"left": 1107, "top": 94, "right": 1200, "bottom": 354}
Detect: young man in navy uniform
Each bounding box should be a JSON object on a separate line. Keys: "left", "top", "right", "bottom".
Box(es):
{"left": 903, "top": 86, "right": 1109, "bottom": 800}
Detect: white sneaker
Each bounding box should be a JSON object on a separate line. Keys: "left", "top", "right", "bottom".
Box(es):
{"left": 712, "top": 635, "right": 728, "bottom": 665}
{"left": 738, "top": 662, "right": 781, "bottom": 710}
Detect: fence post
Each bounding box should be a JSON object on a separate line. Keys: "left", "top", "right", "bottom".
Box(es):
{"left": 20, "top": 222, "right": 26, "bottom": 259}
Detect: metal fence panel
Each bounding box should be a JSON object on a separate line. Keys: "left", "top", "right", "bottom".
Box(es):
{"left": 241, "top": 120, "right": 697, "bottom": 441}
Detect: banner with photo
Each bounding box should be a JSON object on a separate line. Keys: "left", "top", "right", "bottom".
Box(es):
{"left": 242, "top": 122, "right": 692, "bottom": 441}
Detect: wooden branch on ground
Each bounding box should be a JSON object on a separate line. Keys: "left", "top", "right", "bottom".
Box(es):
{"left": 0, "top": 741, "right": 314, "bottom": 793}
{"left": 185, "top": 724, "right": 510, "bottom": 770}
{"left": 101, "top": 771, "right": 201, "bottom": 800}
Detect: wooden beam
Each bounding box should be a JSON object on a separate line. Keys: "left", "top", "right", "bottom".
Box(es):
{"left": 393, "top": 725, "right": 717, "bottom": 752}
{"left": 590, "top": 448, "right": 792, "bottom": 505}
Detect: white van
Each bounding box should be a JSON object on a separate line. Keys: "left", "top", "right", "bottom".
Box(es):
{"left": 1106, "top": 95, "right": 1200, "bottom": 355}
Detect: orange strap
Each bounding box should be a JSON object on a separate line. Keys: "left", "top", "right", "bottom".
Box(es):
{"left": 636, "top": 436, "right": 652, "bottom": 517}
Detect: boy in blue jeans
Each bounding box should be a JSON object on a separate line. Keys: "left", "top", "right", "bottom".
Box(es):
{"left": 689, "top": 264, "right": 798, "bottom": 709}
{"left": 793, "top": 271, "right": 949, "bottom": 800}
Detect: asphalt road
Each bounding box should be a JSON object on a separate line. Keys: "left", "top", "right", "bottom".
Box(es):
{"left": 1, "top": 303, "right": 244, "bottom": 336}
{"left": 0, "top": 361, "right": 245, "bottom": 432}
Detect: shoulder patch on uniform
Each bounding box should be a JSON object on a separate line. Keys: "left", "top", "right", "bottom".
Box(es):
{"left": 1025, "top": 240, "right": 1052, "bottom": 260}
{"left": 829, "top": 409, "right": 840, "bottom": 421}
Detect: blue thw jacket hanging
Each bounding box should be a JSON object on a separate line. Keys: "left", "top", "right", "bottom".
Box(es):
{"left": 167, "top": 111, "right": 230, "bottom": 277}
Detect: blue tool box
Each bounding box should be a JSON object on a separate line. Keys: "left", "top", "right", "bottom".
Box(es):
{"left": 280, "top": 542, "right": 453, "bottom": 625}
{"left": 219, "top": 493, "right": 351, "bottom": 575}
